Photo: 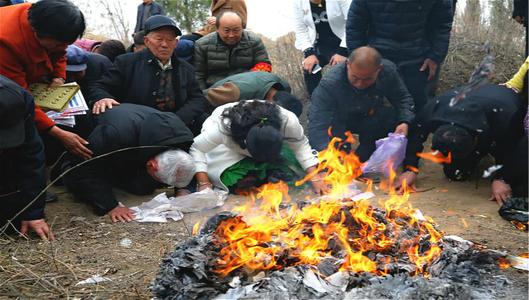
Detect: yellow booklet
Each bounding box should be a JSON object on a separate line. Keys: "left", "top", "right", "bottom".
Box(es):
{"left": 29, "top": 82, "right": 80, "bottom": 111}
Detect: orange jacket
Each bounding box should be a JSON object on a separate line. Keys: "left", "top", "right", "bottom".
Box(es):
{"left": 0, "top": 3, "right": 67, "bottom": 131}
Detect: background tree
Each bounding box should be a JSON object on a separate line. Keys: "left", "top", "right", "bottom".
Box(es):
{"left": 160, "top": 0, "right": 210, "bottom": 33}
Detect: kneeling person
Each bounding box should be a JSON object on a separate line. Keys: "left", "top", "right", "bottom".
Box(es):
{"left": 206, "top": 71, "right": 303, "bottom": 116}
{"left": 309, "top": 46, "right": 415, "bottom": 161}
{"left": 60, "top": 104, "right": 196, "bottom": 222}
{"left": 398, "top": 84, "right": 525, "bottom": 204}
{"left": 190, "top": 100, "right": 327, "bottom": 194}
{"left": 0, "top": 76, "right": 54, "bottom": 240}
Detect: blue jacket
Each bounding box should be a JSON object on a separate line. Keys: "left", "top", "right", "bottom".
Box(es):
{"left": 0, "top": 75, "right": 46, "bottom": 220}
{"left": 346, "top": 0, "right": 453, "bottom": 66}
{"left": 308, "top": 60, "right": 415, "bottom": 151}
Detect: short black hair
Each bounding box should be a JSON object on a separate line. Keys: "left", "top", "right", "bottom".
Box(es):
{"left": 432, "top": 124, "right": 475, "bottom": 160}
{"left": 221, "top": 101, "right": 283, "bottom": 163}
{"left": 95, "top": 40, "right": 126, "bottom": 62}
{"left": 215, "top": 10, "right": 243, "bottom": 28}
{"left": 273, "top": 91, "right": 303, "bottom": 117}
{"left": 28, "top": 0, "right": 85, "bottom": 43}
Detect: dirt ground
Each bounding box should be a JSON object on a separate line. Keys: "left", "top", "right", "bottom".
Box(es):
{"left": 0, "top": 156, "right": 527, "bottom": 299}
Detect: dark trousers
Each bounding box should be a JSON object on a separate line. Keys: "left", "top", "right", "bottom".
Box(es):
{"left": 304, "top": 44, "right": 342, "bottom": 96}
{"left": 398, "top": 62, "right": 429, "bottom": 112}
{"left": 0, "top": 191, "right": 24, "bottom": 233}
{"left": 343, "top": 107, "right": 398, "bottom": 162}
{"left": 504, "top": 136, "right": 528, "bottom": 197}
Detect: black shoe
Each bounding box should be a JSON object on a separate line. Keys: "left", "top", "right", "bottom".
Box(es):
{"left": 45, "top": 191, "right": 58, "bottom": 203}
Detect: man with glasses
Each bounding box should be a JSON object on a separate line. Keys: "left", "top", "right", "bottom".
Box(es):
{"left": 194, "top": 11, "right": 271, "bottom": 90}
{"left": 91, "top": 15, "right": 206, "bottom": 131}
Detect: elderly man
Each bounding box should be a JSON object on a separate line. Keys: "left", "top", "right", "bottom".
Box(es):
{"left": 309, "top": 47, "right": 415, "bottom": 161}
{"left": 0, "top": 75, "right": 54, "bottom": 240}
{"left": 346, "top": 0, "right": 453, "bottom": 111}
{"left": 0, "top": 0, "right": 91, "bottom": 161}
{"left": 91, "top": 15, "right": 206, "bottom": 130}
{"left": 194, "top": 11, "right": 271, "bottom": 90}
{"left": 59, "top": 104, "right": 195, "bottom": 223}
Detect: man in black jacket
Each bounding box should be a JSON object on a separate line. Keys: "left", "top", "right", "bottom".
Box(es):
{"left": 60, "top": 103, "right": 196, "bottom": 223}
{"left": 309, "top": 46, "right": 415, "bottom": 161}
{"left": 91, "top": 15, "right": 206, "bottom": 131}
{"left": 0, "top": 75, "right": 54, "bottom": 240}
{"left": 346, "top": 0, "right": 453, "bottom": 111}
{"left": 397, "top": 84, "right": 525, "bottom": 204}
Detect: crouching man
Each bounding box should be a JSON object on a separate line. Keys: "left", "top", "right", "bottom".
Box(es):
{"left": 0, "top": 75, "right": 54, "bottom": 240}
{"left": 397, "top": 84, "right": 525, "bottom": 204}
{"left": 58, "top": 104, "right": 196, "bottom": 222}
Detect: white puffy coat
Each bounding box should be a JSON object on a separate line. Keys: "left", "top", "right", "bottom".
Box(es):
{"left": 292, "top": 0, "right": 352, "bottom": 51}
{"left": 189, "top": 101, "right": 319, "bottom": 191}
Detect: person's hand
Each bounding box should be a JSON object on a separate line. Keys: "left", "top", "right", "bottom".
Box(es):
{"left": 420, "top": 58, "right": 438, "bottom": 81}
{"left": 197, "top": 181, "right": 213, "bottom": 191}
{"left": 207, "top": 16, "right": 216, "bottom": 25}
{"left": 48, "top": 77, "right": 65, "bottom": 88}
{"left": 92, "top": 98, "right": 120, "bottom": 115}
{"left": 108, "top": 205, "right": 135, "bottom": 223}
{"left": 490, "top": 179, "right": 512, "bottom": 205}
{"left": 329, "top": 54, "right": 347, "bottom": 66}
{"left": 395, "top": 171, "right": 418, "bottom": 194}
{"left": 394, "top": 123, "right": 409, "bottom": 136}
{"left": 514, "top": 15, "right": 525, "bottom": 25}
{"left": 310, "top": 172, "right": 330, "bottom": 195}
{"left": 302, "top": 55, "right": 319, "bottom": 73}
{"left": 48, "top": 126, "right": 93, "bottom": 160}
{"left": 20, "top": 219, "right": 55, "bottom": 241}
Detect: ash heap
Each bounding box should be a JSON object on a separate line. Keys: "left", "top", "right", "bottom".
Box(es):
{"left": 152, "top": 134, "right": 521, "bottom": 300}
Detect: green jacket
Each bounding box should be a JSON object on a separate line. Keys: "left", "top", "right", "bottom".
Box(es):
{"left": 194, "top": 31, "right": 271, "bottom": 90}
{"left": 209, "top": 71, "right": 290, "bottom": 100}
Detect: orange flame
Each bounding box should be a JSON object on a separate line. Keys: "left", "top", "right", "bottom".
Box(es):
{"left": 497, "top": 257, "right": 511, "bottom": 269}
{"left": 213, "top": 131, "right": 443, "bottom": 278}
{"left": 416, "top": 151, "right": 452, "bottom": 164}
{"left": 192, "top": 222, "right": 200, "bottom": 235}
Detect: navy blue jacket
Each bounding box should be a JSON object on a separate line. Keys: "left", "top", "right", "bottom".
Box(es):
{"left": 346, "top": 0, "right": 454, "bottom": 66}
{"left": 308, "top": 60, "right": 415, "bottom": 151}
{"left": 134, "top": 1, "right": 164, "bottom": 33}
{"left": 79, "top": 53, "right": 112, "bottom": 103}
{"left": 62, "top": 104, "right": 194, "bottom": 214}
{"left": 403, "top": 84, "right": 525, "bottom": 171}
{"left": 0, "top": 76, "right": 46, "bottom": 220}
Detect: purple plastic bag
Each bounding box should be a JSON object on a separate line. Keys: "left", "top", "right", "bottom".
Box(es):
{"left": 361, "top": 133, "right": 408, "bottom": 177}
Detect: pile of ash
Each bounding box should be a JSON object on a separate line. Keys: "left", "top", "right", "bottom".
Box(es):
{"left": 151, "top": 207, "right": 517, "bottom": 300}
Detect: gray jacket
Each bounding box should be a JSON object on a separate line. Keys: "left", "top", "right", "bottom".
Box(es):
{"left": 308, "top": 59, "right": 415, "bottom": 151}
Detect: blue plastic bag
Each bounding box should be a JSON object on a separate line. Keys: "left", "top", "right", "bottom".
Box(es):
{"left": 361, "top": 133, "right": 408, "bottom": 177}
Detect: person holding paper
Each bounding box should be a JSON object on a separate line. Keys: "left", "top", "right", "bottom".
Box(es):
{"left": 0, "top": 0, "right": 92, "bottom": 161}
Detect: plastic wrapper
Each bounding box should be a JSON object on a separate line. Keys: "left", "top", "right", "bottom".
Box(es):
{"left": 131, "top": 189, "right": 228, "bottom": 222}
{"left": 151, "top": 149, "right": 196, "bottom": 188}
{"left": 361, "top": 133, "right": 407, "bottom": 177}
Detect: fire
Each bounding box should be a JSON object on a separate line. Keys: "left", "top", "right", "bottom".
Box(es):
{"left": 416, "top": 151, "right": 452, "bottom": 164}
{"left": 213, "top": 132, "right": 444, "bottom": 278}
{"left": 192, "top": 222, "right": 200, "bottom": 235}
{"left": 497, "top": 257, "right": 512, "bottom": 269}
{"left": 510, "top": 220, "right": 528, "bottom": 232}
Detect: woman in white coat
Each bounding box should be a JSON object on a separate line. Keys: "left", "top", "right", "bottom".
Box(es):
{"left": 293, "top": 0, "right": 352, "bottom": 95}
{"left": 189, "top": 100, "right": 328, "bottom": 194}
